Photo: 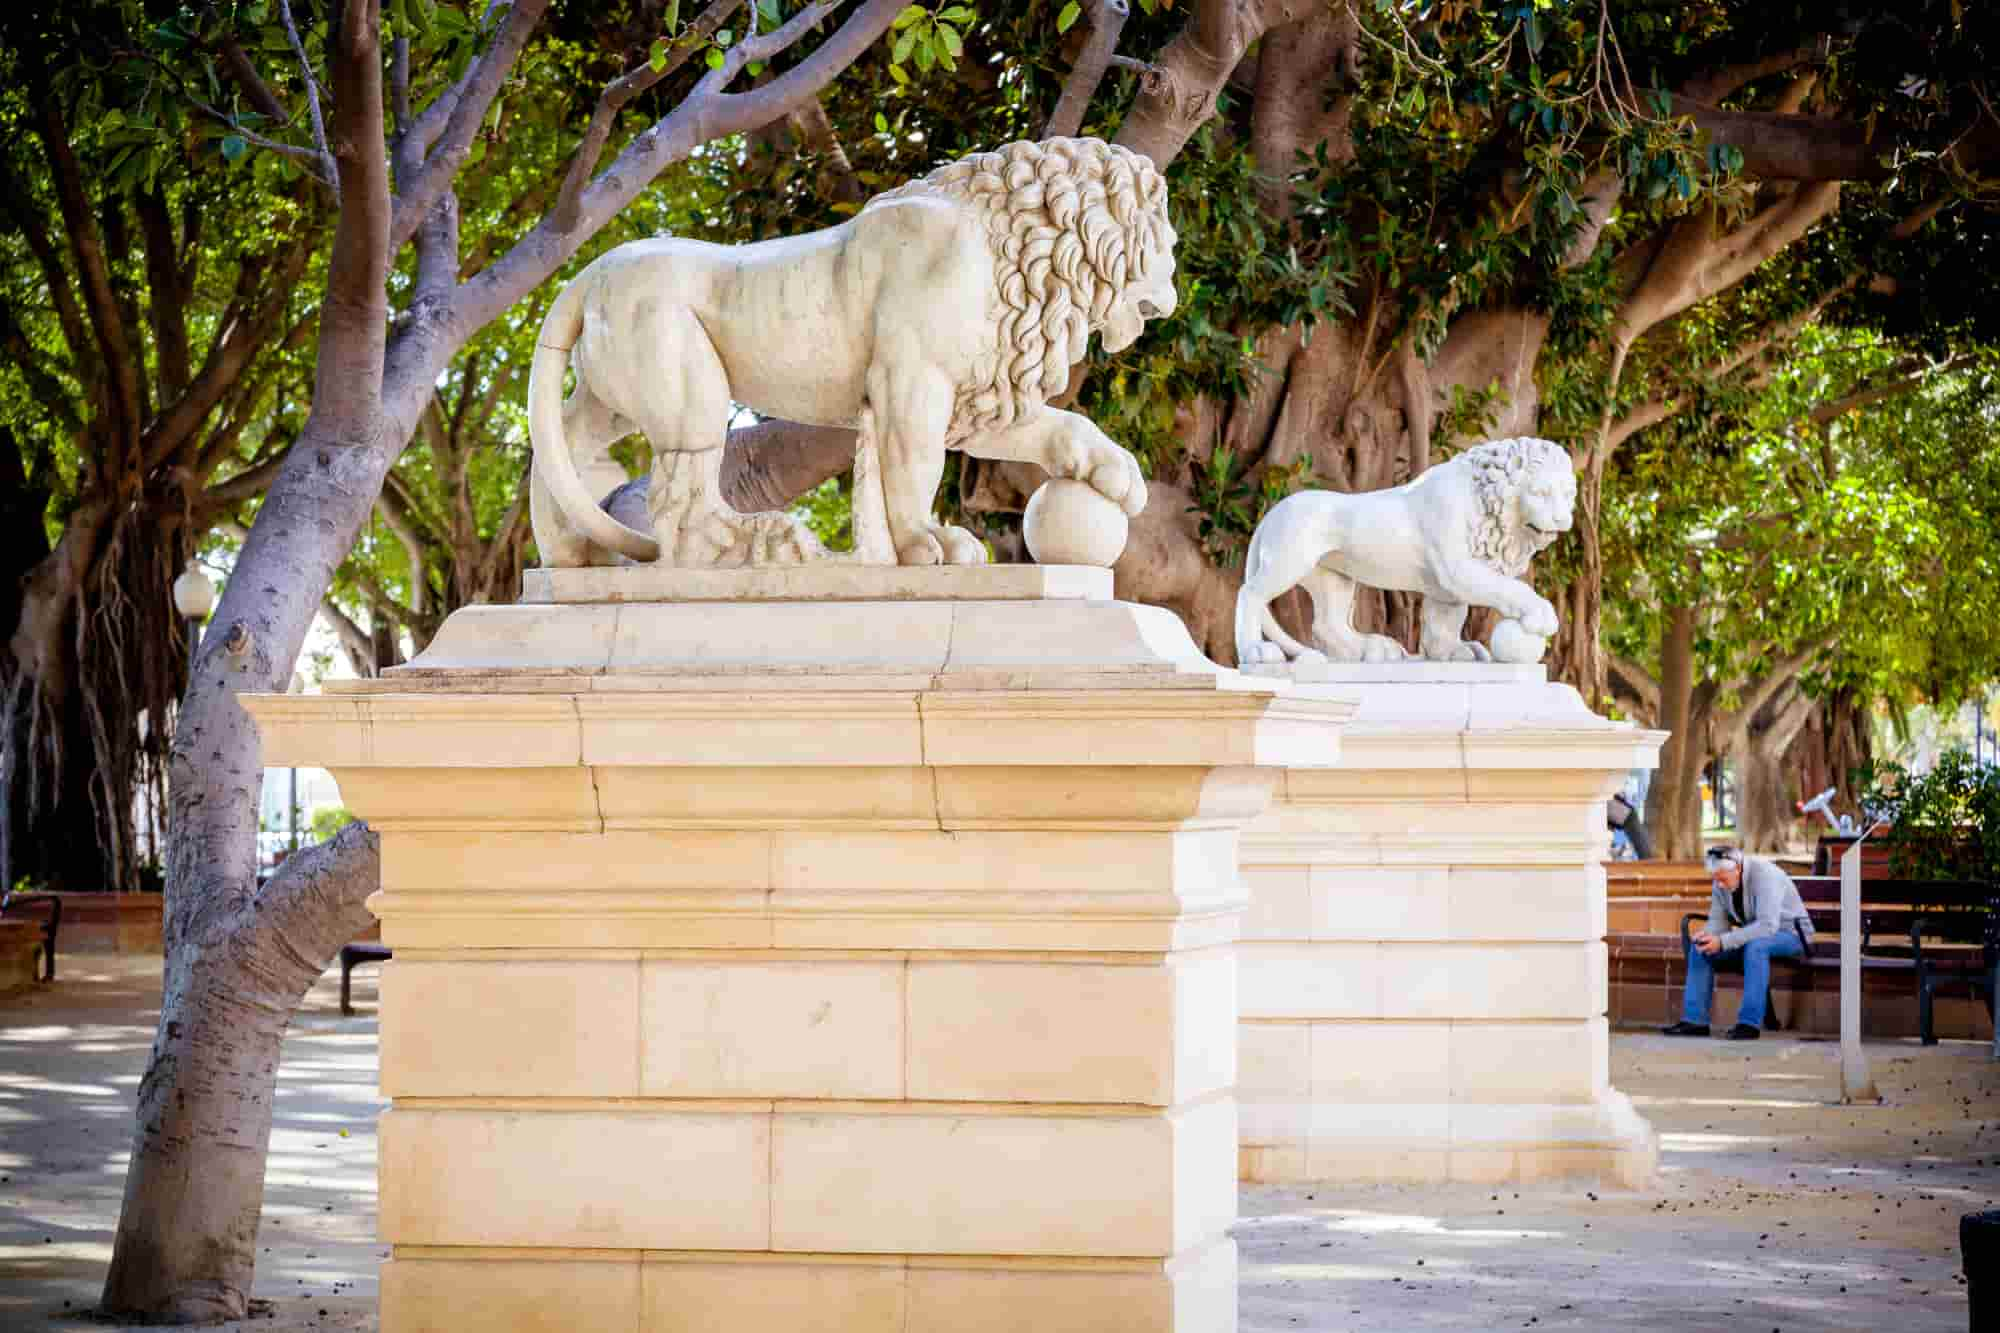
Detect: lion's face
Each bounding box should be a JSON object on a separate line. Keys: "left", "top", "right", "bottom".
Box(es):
{"left": 1517, "top": 456, "right": 1577, "bottom": 551}
{"left": 1099, "top": 238, "right": 1178, "bottom": 354}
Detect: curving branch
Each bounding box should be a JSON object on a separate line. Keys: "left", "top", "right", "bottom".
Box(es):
{"left": 1045, "top": 0, "right": 1130, "bottom": 140}
{"left": 549, "top": 0, "right": 745, "bottom": 235}
{"left": 278, "top": 0, "right": 338, "bottom": 191}
{"left": 389, "top": 0, "right": 555, "bottom": 254}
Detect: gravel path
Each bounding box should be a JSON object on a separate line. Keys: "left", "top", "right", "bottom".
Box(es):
{"left": 2, "top": 959, "right": 1992, "bottom": 1331}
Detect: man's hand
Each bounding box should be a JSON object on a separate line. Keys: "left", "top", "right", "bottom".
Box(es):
{"left": 1694, "top": 931, "right": 1722, "bottom": 956}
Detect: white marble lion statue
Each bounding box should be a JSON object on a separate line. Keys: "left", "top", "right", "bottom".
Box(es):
{"left": 528, "top": 136, "right": 1177, "bottom": 568}
{"left": 1234, "top": 436, "right": 1577, "bottom": 667}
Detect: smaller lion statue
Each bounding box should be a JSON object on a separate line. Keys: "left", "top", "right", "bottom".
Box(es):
{"left": 1234, "top": 436, "right": 1577, "bottom": 667}
{"left": 528, "top": 136, "right": 1177, "bottom": 569}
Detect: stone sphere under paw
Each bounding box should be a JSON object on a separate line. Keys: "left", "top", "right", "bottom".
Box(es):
{"left": 1489, "top": 618, "right": 1548, "bottom": 664}
{"left": 1023, "top": 479, "right": 1129, "bottom": 567}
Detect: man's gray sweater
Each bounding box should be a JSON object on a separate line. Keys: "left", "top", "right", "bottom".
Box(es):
{"left": 1707, "top": 854, "right": 1815, "bottom": 950}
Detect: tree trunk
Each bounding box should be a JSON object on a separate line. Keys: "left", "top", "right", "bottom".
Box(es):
{"left": 101, "top": 853, "right": 373, "bottom": 1317}
{"left": 1733, "top": 687, "right": 1815, "bottom": 854}
{"left": 1733, "top": 734, "right": 1794, "bottom": 854}
{"left": 101, "top": 0, "right": 400, "bottom": 1315}
{"left": 1645, "top": 604, "right": 1710, "bottom": 860}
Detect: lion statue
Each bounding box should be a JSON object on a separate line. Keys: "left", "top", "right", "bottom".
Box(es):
{"left": 1234, "top": 436, "right": 1577, "bottom": 667}
{"left": 528, "top": 137, "right": 1178, "bottom": 569}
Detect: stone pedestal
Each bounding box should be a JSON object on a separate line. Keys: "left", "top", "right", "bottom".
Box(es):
{"left": 247, "top": 573, "right": 1351, "bottom": 1332}
{"left": 1234, "top": 666, "right": 1666, "bottom": 1188}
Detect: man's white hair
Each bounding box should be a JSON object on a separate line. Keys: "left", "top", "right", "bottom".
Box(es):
{"left": 1704, "top": 844, "right": 1744, "bottom": 869}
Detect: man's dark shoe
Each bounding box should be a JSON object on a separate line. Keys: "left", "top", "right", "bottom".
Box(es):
{"left": 1723, "top": 1022, "right": 1761, "bottom": 1041}
{"left": 1660, "top": 1021, "right": 1710, "bottom": 1037}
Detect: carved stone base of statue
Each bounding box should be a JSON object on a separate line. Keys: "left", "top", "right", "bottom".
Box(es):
{"left": 246, "top": 576, "right": 1353, "bottom": 1332}
{"left": 1235, "top": 671, "right": 1667, "bottom": 1188}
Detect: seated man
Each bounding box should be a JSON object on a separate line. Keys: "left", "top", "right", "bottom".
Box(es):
{"left": 1662, "top": 844, "right": 1815, "bottom": 1040}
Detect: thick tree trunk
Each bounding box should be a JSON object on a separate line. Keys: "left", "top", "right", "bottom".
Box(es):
{"left": 1734, "top": 735, "right": 1793, "bottom": 854}
{"left": 1732, "top": 687, "right": 1814, "bottom": 854}
{"left": 101, "top": 0, "right": 400, "bottom": 1317}
{"left": 1645, "top": 605, "right": 1709, "bottom": 860}
{"left": 101, "top": 837, "right": 375, "bottom": 1317}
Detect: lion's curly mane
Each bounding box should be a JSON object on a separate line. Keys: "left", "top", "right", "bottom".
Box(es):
{"left": 1462, "top": 436, "right": 1573, "bottom": 576}
{"left": 866, "top": 137, "right": 1174, "bottom": 438}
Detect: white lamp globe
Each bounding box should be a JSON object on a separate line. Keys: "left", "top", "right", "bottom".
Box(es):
{"left": 172, "top": 560, "right": 217, "bottom": 620}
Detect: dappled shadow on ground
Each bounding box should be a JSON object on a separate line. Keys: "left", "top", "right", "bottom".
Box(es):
{"left": 0, "top": 958, "right": 383, "bottom": 1331}
{"left": 3, "top": 963, "right": 1994, "bottom": 1331}
{"left": 1241, "top": 1035, "right": 1995, "bottom": 1331}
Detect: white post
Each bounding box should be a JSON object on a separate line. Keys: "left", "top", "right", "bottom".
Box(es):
{"left": 1839, "top": 830, "right": 1882, "bottom": 1104}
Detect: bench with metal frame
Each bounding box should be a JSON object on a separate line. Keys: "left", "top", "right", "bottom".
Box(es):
{"left": 1680, "top": 875, "right": 1993, "bottom": 1042}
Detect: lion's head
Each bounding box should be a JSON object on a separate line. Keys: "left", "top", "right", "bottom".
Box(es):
{"left": 1463, "top": 436, "right": 1577, "bottom": 576}
{"left": 866, "top": 137, "right": 1177, "bottom": 437}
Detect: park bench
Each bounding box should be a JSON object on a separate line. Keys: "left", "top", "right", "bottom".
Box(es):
{"left": 0, "top": 891, "right": 61, "bottom": 982}
{"left": 1679, "top": 874, "right": 1996, "bottom": 1043}
{"left": 338, "top": 942, "right": 391, "bottom": 1016}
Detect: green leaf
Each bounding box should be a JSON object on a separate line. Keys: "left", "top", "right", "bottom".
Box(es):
{"left": 1523, "top": 11, "right": 1543, "bottom": 55}
{"left": 915, "top": 39, "right": 934, "bottom": 71}
{"left": 747, "top": 60, "right": 765, "bottom": 76}
{"left": 940, "top": 6, "right": 976, "bottom": 21}
{"left": 665, "top": 0, "right": 680, "bottom": 32}
{"left": 893, "top": 5, "right": 926, "bottom": 28}
{"left": 1057, "top": 1, "right": 1081, "bottom": 32}
{"left": 220, "top": 133, "right": 247, "bottom": 162}
{"left": 888, "top": 61, "right": 910, "bottom": 84}
{"left": 705, "top": 45, "right": 726, "bottom": 69}
{"left": 875, "top": 111, "right": 889, "bottom": 132}
{"left": 893, "top": 27, "right": 916, "bottom": 63}
{"left": 650, "top": 36, "right": 669, "bottom": 71}
{"left": 939, "top": 24, "right": 962, "bottom": 56}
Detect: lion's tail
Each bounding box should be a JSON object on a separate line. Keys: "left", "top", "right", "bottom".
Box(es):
{"left": 529, "top": 274, "right": 660, "bottom": 563}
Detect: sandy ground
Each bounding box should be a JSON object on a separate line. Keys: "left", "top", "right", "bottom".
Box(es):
{"left": 1, "top": 958, "right": 1993, "bottom": 1332}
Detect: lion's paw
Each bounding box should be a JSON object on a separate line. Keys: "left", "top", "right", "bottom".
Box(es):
{"left": 1088, "top": 455, "right": 1149, "bottom": 517}
{"left": 1519, "top": 599, "right": 1559, "bottom": 637}
{"left": 898, "top": 523, "right": 988, "bottom": 567}
{"left": 1240, "top": 641, "right": 1288, "bottom": 666}
{"left": 1438, "top": 640, "right": 1492, "bottom": 664}
{"left": 1358, "top": 635, "right": 1411, "bottom": 664}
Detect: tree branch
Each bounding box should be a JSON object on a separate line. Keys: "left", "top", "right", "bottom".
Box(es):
{"left": 549, "top": 1, "right": 744, "bottom": 234}
{"left": 1802, "top": 354, "right": 1969, "bottom": 426}
{"left": 1716, "top": 633, "right": 1834, "bottom": 750}
{"left": 201, "top": 453, "right": 290, "bottom": 507}
{"left": 35, "top": 99, "right": 143, "bottom": 457}
{"left": 1676, "top": 39, "right": 1829, "bottom": 106}
{"left": 454, "top": 0, "right": 904, "bottom": 337}
{"left": 313, "top": 0, "right": 392, "bottom": 436}
{"left": 1045, "top": 0, "right": 1130, "bottom": 139}
{"left": 1607, "top": 653, "right": 1661, "bottom": 719}
{"left": 389, "top": 0, "right": 554, "bottom": 255}
{"left": 318, "top": 597, "right": 379, "bottom": 678}
{"left": 278, "top": 0, "right": 339, "bottom": 191}
{"left": 216, "top": 35, "right": 293, "bottom": 124}
{"left": 246, "top": 819, "right": 380, "bottom": 985}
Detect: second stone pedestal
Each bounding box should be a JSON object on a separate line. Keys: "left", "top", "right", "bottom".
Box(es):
{"left": 249, "top": 584, "right": 1351, "bottom": 1332}
{"left": 1235, "top": 666, "right": 1666, "bottom": 1188}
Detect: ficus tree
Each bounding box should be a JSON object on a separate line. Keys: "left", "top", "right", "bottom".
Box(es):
{"left": 1603, "top": 322, "right": 2000, "bottom": 856}
{"left": 0, "top": 1, "right": 329, "bottom": 897}
{"left": 95, "top": 0, "right": 914, "bottom": 1319}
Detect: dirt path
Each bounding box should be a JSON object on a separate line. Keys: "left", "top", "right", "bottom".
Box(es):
{"left": 3, "top": 959, "right": 1993, "bottom": 1331}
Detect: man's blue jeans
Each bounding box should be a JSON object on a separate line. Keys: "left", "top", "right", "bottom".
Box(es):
{"left": 1682, "top": 930, "right": 1806, "bottom": 1028}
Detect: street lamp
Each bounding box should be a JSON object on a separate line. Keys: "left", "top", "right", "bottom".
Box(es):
{"left": 171, "top": 559, "right": 216, "bottom": 668}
